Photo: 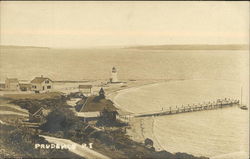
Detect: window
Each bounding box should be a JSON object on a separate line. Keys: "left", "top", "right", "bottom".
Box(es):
{"left": 32, "top": 85, "right": 37, "bottom": 89}
{"left": 47, "top": 86, "right": 51, "bottom": 89}
{"left": 45, "top": 80, "right": 50, "bottom": 84}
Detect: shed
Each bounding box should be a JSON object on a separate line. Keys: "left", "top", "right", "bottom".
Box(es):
{"left": 19, "top": 83, "right": 32, "bottom": 91}
{"left": 79, "top": 85, "right": 93, "bottom": 96}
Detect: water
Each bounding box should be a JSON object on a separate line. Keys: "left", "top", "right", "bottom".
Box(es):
{"left": 114, "top": 80, "right": 249, "bottom": 158}
{"left": 154, "top": 106, "right": 249, "bottom": 158}
{"left": 1, "top": 47, "right": 249, "bottom": 158}
{"left": 0, "top": 47, "right": 248, "bottom": 83}
{"left": 114, "top": 80, "right": 245, "bottom": 113}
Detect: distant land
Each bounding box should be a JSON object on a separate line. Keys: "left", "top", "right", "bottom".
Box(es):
{"left": 0, "top": 45, "right": 50, "bottom": 50}
{"left": 0, "top": 44, "right": 249, "bottom": 50}
{"left": 125, "top": 44, "right": 249, "bottom": 50}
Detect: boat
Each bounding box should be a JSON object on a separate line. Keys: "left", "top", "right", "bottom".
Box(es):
{"left": 240, "top": 105, "right": 248, "bottom": 110}
{"left": 239, "top": 87, "right": 248, "bottom": 110}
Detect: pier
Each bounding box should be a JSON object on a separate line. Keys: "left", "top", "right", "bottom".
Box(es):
{"left": 135, "top": 98, "right": 240, "bottom": 118}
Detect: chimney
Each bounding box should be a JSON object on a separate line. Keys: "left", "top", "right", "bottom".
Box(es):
{"left": 41, "top": 75, "right": 43, "bottom": 78}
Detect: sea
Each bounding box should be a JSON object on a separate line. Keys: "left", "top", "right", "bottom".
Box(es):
{"left": 0, "top": 47, "right": 249, "bottom": 158}
{"left": 114, "top": 80, "right": 249, "bottom": 159}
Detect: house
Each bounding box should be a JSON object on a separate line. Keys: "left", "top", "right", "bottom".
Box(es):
{"left": 5, "top": 78, "right": 19, "bottom": 91}
{"left": 0, "top": 83, "right": 5, "bottom": 90}
{"left": 30, "top": 76, "right": 53, "bottom": 93}
{"left": 19, "top": 83, "right": 32, "bottom": 91}
{"left": 79, "top": 85, "right": 92, "bottom": 96}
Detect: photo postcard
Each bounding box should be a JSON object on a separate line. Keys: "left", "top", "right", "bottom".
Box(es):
{"left": 0, "top": 1, "right": 249, "bottom": 159}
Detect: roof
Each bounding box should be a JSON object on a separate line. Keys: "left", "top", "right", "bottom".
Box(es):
{"left": 80, "top": 96, "right": 117, "bottom": 112}
{"left": 31, "top": 77, "right": 52, "bottom": 84}
{"left": 77, "top": 111, "right": 100, "bottom": 118}
{"left": 79, "top": 85, "right": 92, "bottom": 89}
{"left": 6, "top": 78, "right": 18, "bottom": 83}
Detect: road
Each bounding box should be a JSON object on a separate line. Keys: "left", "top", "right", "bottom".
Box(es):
{"left": 40, "top": 135, "right": 110, "bottom": 159}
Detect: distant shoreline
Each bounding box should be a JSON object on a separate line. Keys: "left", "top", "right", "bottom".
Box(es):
{"left": 1, "top": 44, "right": 248, "bottom": 50}
{"left": 125, "top": 44, "right": 249, "bottom": 50}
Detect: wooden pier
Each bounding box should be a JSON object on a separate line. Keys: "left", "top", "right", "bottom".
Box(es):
{"left": 135, "top": 98, "right": 240, "bottom": 118}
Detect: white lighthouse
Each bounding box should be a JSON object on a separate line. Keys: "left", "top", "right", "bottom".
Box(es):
{"left": 110, "top": 67, "right": 118, "bottom": 83}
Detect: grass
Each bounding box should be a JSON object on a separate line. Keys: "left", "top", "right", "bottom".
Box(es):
{"left": 3, "top": 92, "right": 63, "bottom": 100}
{"left": 0, "top": 114, "right": 28, "bottom": 123}
{"left": 0, "top": 106, "right": 27, "bottom": 114}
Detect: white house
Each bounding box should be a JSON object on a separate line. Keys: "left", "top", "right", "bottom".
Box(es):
{"left": 30, "top": 76, "right": 53, "bottom": 93}
{"left": 5, "top": 78, "right": 19, "bottom": 91}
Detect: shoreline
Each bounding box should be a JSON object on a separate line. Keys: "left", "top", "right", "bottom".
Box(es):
{"left": 106, "top": 79, "right": 248, "bottom": 158}
{"left": 106, "top": 79, "right": 177, "bottom": 115}
{"left": 106, "top": 80, "right": 170, "bottom": 152}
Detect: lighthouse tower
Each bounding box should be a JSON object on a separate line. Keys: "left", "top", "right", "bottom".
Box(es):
{"left": 111, "top": 67, "right": 118, "bottom": 83}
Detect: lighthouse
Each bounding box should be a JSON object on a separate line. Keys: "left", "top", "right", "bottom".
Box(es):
{"left": 110, "top": 67, "right": 118, "bottom": 83}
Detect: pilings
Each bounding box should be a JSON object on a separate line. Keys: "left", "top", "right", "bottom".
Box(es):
{"left": 136, "top": 98, "right": 239, "bottom": 118}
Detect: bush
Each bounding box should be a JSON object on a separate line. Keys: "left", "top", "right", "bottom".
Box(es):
{"left": 40, "top": 107, "right": 78, "bottom": 133}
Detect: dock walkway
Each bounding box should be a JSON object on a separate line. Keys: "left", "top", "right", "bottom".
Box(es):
{"left": 136, "top": 98, "right": 239, "bottom": 117}
{"left": 118, "top": 98, "right": 240, "bottom": 120}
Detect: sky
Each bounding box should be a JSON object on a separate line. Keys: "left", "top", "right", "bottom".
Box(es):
{"left": 0, "top": 1, "right": 249, "bottom": 48}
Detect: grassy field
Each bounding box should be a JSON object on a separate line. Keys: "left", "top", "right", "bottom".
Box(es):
{"left": 3, "top": 92, "right": 63, "bottom": 100}
{"left": 0, "top": 114, "right": 28, "bottom": 124}
{"left": 0, "top": 106, "right": 27, "bottom": 114}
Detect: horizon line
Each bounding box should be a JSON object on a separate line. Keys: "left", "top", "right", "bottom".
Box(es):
{"left": 0, "top": 43, "right": 249, "bottom": 50}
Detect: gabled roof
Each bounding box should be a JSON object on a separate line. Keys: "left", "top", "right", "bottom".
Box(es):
{"left": 6, "top": 78, "right": 18, "bottom": 83}
{"left": 79, "top": 85, "right": 92, "bottom": 89}
{"left": 31, "top": 77, "right": 52, "bottom": 84}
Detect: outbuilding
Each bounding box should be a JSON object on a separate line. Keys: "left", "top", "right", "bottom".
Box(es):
{"left": 5, "top": 78, "right": 19, "bottom": 91}
{"left": 79, "top": 85, "right": 93, "bottom": 96}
